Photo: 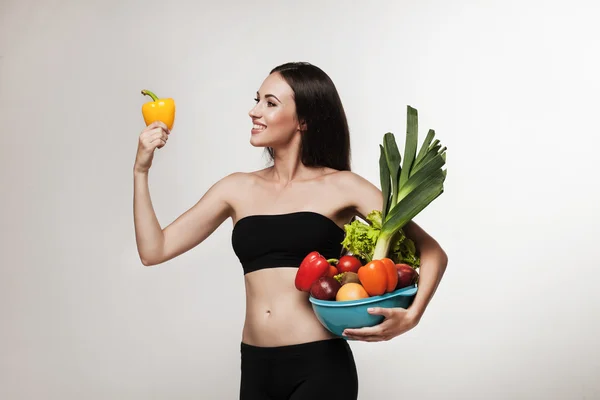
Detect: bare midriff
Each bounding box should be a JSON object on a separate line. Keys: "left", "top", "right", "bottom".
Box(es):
{"left": 241, "top": 267, "right": 336, "bottom": 347}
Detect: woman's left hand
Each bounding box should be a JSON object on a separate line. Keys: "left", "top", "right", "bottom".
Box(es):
{"left": 342, "top": 307, "right": 421, "bottom": 342}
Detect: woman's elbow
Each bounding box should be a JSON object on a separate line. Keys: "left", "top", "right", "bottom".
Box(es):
{"left": 437, "top": 245, "right": 448, "bottom": 271}
{"left": 438, "top": 241, "right": 448, "bottom": 261}
{"left": 139, "top": 254, "right": 161, "bottom": 267}
{"left": 425, "top": 239, "right": 448, "bottom": 270}
{"left": 140, "top": 256, "right": 153, "bottom": 266}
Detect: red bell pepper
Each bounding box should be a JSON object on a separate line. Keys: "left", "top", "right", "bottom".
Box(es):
{"left": 295, "top": 251, "right": 335, "bottom": 292}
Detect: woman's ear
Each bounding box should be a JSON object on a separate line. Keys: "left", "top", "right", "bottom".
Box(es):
{"left": 297, "top": 120, "right": 307, "bottom": 133}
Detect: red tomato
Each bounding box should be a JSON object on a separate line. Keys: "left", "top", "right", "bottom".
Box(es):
{"left": 326, "top": 265, "right": 338, "bottom": 278}
{"left": 357, "top": 260, "right": 387, "bottom": 296}
{"left": 380, "top": 258, "right": 399, "bottom": 293}
{"left": 336, "top": 255, "right": 362, "bottom": 274}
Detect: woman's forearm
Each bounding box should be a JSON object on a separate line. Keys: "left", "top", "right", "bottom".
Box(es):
{"left": 133, "top": 170, "right": 164, "bottom": 265}
{"left": 410, "top": 242, "right": 448, "bottom": 319}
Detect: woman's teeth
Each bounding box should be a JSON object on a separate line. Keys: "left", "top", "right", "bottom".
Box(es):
{"left": 253, "top": 124, "right": 265, "bottom": 130}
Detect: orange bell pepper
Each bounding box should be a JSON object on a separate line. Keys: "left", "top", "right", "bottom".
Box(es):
{"left": 358, "top": 260, "right": 387, "bottom": 296}
{"left": 380, "top": 258, "right": 399, "bottom": 293}
{"left": 358, "top": 258, "right": 399, "bottom": 296}
{"left": 141, "top": 89, "right": 176, "bottom": 130}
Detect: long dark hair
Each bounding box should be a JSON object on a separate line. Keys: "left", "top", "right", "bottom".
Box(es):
{"left": 265, "top": 62, "right": 351, "bottom": 171}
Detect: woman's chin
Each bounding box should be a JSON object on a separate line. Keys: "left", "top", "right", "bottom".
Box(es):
{"left": 249, "top": 137, "right": 263, "bottom": 147}
{"left": 249, "top": 135, "right": 272, "bottom": 148}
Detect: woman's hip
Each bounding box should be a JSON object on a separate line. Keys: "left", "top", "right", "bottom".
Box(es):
{"left": 239, "top": 338, "right": 358, "bottom": 400}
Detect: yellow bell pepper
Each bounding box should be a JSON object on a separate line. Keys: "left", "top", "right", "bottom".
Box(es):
{"left": 141, "top": 89, "right": 176, "bottom": 130}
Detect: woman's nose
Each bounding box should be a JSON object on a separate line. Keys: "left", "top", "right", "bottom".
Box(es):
{"left": 248, "top": 105, "right": 260, "bottom": 118}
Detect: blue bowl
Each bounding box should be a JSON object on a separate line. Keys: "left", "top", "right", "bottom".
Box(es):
{"left": 309, "top": 285, "right": 418, "bottom": 338}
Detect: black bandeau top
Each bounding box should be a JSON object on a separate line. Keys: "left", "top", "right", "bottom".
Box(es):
{"left": 231, "top": 211, "right": 345, "bottom": 275}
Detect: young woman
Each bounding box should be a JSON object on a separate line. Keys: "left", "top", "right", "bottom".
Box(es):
{"left": 133, "top": 62, "right": 448, "bottom": 400}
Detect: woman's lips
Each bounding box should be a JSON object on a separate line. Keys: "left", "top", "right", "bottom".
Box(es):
{"left": 251, "top": 123, "right": 266, "bottom": 134}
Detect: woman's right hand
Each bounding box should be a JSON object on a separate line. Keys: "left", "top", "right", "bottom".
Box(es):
{"left": 134, "top": 121, "right": 170, "bottom": 173}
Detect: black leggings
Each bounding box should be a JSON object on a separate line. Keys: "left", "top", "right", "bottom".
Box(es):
{"left": 240, "top": 338, "right": 359, "bottom": 400}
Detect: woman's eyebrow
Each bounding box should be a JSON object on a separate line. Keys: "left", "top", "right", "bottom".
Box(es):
{"left": 257, "top": 91, "right": 281, "bottom": 102}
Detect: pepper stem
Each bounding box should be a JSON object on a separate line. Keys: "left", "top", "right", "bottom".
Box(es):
{"left": 327, "top": 258, "right": 339, "bottom": 265}
{"left": 141, "top": 89, "right": 159, "bottom": 102}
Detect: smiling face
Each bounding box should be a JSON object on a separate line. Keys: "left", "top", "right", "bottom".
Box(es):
{"left": 248, "top": 72, "right": 303, "bottom": 149}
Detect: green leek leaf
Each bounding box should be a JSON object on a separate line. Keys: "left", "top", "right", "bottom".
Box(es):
{"left": 398, "top": 106, "right": 418, "bottom": 191}
{"left": 384, "top": 168, "right": 446, "bottom": 223}
{"left": 398, "top": 154, "right": 446, "bottom": 202}
{"left": 413, "top": 144, "right": 443, "bottom": 173}
{"left": 382, "top": 170, "right": 445, "bottom": 233}
{"left": 411, "top": 146, "right": 447, "bottom": 177}
{"left": 373, "top": 171, "right": 445, "bottom": 260}
{"left": 383, "top": 132, "right": 402, "bottom": 207}
{"left": 415, "top": 129, "right": 436, "bottom": 166}
{"left": 379, "top": 144, "right": 391, "bottom": 221}
{"left": 429, "top": 139, "right": 440, "bottom": 151}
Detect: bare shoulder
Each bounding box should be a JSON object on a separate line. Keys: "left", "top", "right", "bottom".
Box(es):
{"left": 325, "top": 170, "right": 383, "bottom": 219}
{"left": 214, "top": 170, "right": 260, "bottom": 191}
{"left": 328, "top": 170, "right": 376, "bottom": 189}
{"left": 216, "top": 170, "right": 250, "bottom": 187}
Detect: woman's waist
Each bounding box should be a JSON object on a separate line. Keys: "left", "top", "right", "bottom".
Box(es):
{"left": 243, "top": 275, "right": 316, "bottom": 321}
{"left": 242, "top": 290, "right": 334, "bottom": 346}
{"left": 243, "top": 266, "right": 301, "bottom": 298}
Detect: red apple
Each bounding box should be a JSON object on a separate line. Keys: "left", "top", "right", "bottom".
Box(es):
{"left": 395, "top": 264, "right": 419, "bottom": 290}
{"left": 310, "top": 276, "right": 342, "bottom": 300}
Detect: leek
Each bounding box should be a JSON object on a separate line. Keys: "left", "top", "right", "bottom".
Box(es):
{"left": 371, "top": 105, "right": 447, "bottom": 261}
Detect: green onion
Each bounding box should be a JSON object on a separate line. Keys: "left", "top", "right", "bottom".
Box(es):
{"left": 372, "top": 106, "right": 447, "bottom": 260}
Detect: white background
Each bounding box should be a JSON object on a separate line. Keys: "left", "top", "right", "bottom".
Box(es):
{"left": 1, "top": 0, "right": 599, "bottom": 399}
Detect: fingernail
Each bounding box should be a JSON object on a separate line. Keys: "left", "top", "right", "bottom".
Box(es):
{"left": 367, "top": 308, "right": 374, "bottom": 312}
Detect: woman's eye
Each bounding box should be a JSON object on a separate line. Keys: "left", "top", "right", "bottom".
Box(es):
{"left": 253, "top": 98, "right": 276, "bottom": 107}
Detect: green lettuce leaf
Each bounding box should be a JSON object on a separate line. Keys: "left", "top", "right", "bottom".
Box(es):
{"left": 340, "top": 210, "right": 419, "bottom": 267}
